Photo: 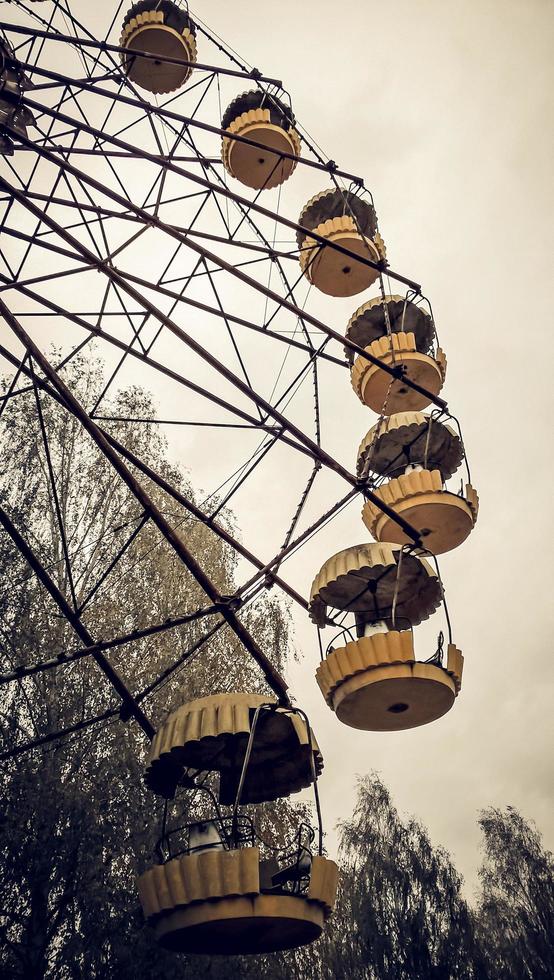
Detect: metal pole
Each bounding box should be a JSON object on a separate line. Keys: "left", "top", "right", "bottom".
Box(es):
{"left": 0, "top": 22, "right": 284, "bottom": 85}
{"left": 0, "top": 707, "right": 120, "bottom": 761}
{"left": 0, "top": 603, "right": 226, "bottom": 686}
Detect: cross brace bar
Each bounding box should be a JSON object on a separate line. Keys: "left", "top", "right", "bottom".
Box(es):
{"left": 10, "top": 113, "right": 445, "bottom": 408}
{"left": 1, "top": 166, "right": 425, "bottom": 545}
{"left": 0, "top": 298, "right": 291, "bottom": 703}
{"left": 0, "top": 504, "right": 156, "bottom": 738}
{"left": 0, "top": 602, "right": 225, "bottom": 685}
{"left": 0, "top": 22, "right": 283, "bottom": 84}
{"left": 17, "top": 82, "right": 422, "bottom": 295}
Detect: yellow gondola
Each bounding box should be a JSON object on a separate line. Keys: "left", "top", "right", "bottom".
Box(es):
{"left": 309, "top": 542, "right": 442, "bottom": 629}
{"left": 221, "top": 90, "right": 301, "bottom": 189}
{"left": 309, "top": 543, "right": 463, "bottom": 730}
{"left": 351, "top": 332, "right": 447, "bottom": 414}
{"left": 120, "top": 0, "right": 197, "bottom": 94}
{"left": 345, "top": 294, "right": 435, "bottom": 356}
{"left": 138, "top": 846, "right": 337, "bottom": 954}
{"left": 297, "top": 188, "right": 385, "bottom": 297}
{"left": 316, "top": 628, "right": 463, "bottom": 731}
{"left": 137, "top": 699, "right": 338, "bottom": 954}
{"left": 145, "top": 691, "right": 323, "bottom": 804}
{"left": 357, "top": 413, "right": 478, "bottom": 555}
{"left": 356, "top": 411, "right": 464, "bottom": 481}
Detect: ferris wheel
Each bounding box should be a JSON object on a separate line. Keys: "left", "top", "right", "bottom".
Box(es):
{"left": 0, "top": 0, "right": 478, "bottom": 957}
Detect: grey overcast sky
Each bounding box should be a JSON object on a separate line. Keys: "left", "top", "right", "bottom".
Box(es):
{"left": 2, "top": 0, "right": 553, "bottom": 896}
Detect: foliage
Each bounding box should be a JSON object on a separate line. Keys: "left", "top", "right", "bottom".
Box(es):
{"left": 0, "top": 351, "right": 300, "bottom": 979}
{"left": 476, "top": 806, "right": 554, "bottom": 980}
{"left": 316, "top": 773, "right": 485, "bottom": 980}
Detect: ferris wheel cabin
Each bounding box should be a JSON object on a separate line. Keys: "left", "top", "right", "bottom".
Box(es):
{"left": 137, "top": 693, "right": 338, "bottom": 954}
{"left": 221, "top": 90, "right": 301, "bottom": 190}
{"left": 120, "top": 1, "right": 197, "bottom": 94}
{"left": 297, "top": 188, "right": 386, "bottom": 297}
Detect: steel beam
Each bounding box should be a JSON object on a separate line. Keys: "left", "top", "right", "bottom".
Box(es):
{"left": 0, "top": 603, "right": 225, "bottom": 686}
{"left": 10, "top": 119, "right": 445, "bottom": 408}
{"left": 0, "top": 299, "right": 291, "bottom": 702}
{"left": 17, "top": 84, "right": 421, "bottom": 294}
{"left": 0, "top": 504, "right": 156, "bottom": 738}
{"left": 0, "top": 173, "right": 425, "bottom": 545}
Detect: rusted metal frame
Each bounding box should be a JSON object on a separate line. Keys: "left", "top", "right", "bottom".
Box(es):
{"left": 2, "top": 90, "right": 77, "bottom": 277}
{"left": 0, "top": 223, "right": 94, "bottom": 267}
{"left": 16, "top": 0, "right": 60, "bottom": 75}
{"left": 16, "top": 83, "right": 421, "bottom": 293}
{"left": 0, "top": 615, "right": 227, "bottom": 762}
{"left": 255, "top": 335, "right": 331, "bottom": 438}
{"left": 135, "top": 619, "right": 227, "bottom": 703}
{"left": 1, "top": 171, "right": 424, "bottom": 545}
{"left": 3, "top": 24, "right": 362, "bottom": 183}
{"left": 96, "top": 433, "right": 311, "bottom": 614}
{"left": 236, "top": 488, "right": 359, "bottom": 604}
{"left": 90, "top": 163, "right": 208, "bottom": 380}
{"left": 0, "top": 349, "right": 28, "bottom": 422}
{"left": 0, "top": 341, "right": 334, "bottom": 620}
{"left": 11, "top": 121, "right": 443, "bottom": 410}
{"left": 30, "top": 70, "right": 119, "bottom": 93}
{"left": 99, "top": 157, "right": 215, "bottom": 389}
{"left": 95, "top": 418, "right": 280, "bottom": 429}
{"left": 192, "top": 17, "right": 356, "bottom": 192}
{"left": 228, "top": 152, "right": 284, "bottom": 242}
{"left": 0, "top": 327, "right": 313, "bottom": 464}
{"left": 2, "top": 159, "right": 421, "bottom": 498}
{"left": 0, "top": 47, "right": 71, "bottom": 237}
{"left": 61, "top": 0, "right": 182, "bottom": 161}
{"left": 1, "top": 261, "right": 344, "bottom": 369}
{"left": 207, "top": 336, "right": 329, "bottom": 520}
{"left": 273, "top": 463, "right": 321, "bottom": 578}
{"left": 0, "top": 707, "right": 120, "bottom": 761}
{"left": 0, "top": 601, "right": 226, "bottom": 686}
{"left": 0, "top": 503, "right": 156, "bottom": 738}
{"left": 0, "top": 303, "right": 291, "bottom": 703}
{"left": 18, "top": 147, "right": 221, "bottom": 161}
{"left": 76, "top": 512, "right": 150, "bottom": 614}
{"left": 105, "top": 67, "right": 216, "bottom": 149}
{"left": 131, "top": 189, "right": 214, "bottom": 366}
{"left": 168, "top": 111, "right": 314, "bottom": 355}
{"left": 209, "top": 429, "right": 283, "bottom": 521}
{"left": 29, "top": 357, "right": 79, "bottom": 610}
{"left": 51, "top": 143, "right": 110, "bottom": 263}
{"left": 0, "top": 339, "right": 310, "bottom": 609}
{"left": 200, "top": 255, "right": 263, "bottom": 418}
{"left": 21, "top": 102, "right": 110, "bottom": 275}
{"left": 22, "top": 189, "right": 297, "bottom": 264}
{"left": 262, "top": 259, "right": 314, "bottom": 333}
{"left": 0, "top": 263, "right": 96, "bottom": 296}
